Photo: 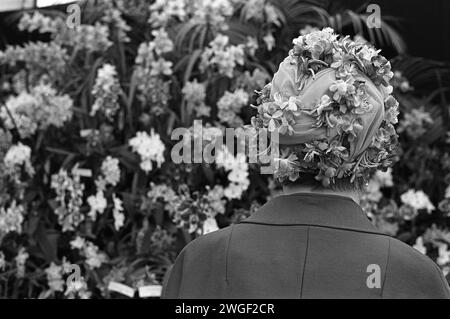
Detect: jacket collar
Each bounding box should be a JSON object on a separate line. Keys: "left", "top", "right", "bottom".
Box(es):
{"left": 240, "top": 192, "right": 385, "bottom": 235}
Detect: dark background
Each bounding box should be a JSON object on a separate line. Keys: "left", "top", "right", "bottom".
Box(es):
{"left": 0, "top": 0, "right": 449, "bottom": 62}
{"left": 330, "top": 0, "right": 450, "bottom": 62}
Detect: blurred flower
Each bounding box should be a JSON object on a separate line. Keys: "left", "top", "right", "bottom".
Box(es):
{"left": 98, "top": 156, "right": 121, "bottom": 188}
{"left": 0, "top": 201, "right": 25, "bottom": 238}
{"left": 437, "top": 243, "right": 450, "bottom": 266}
{"left": 182, "top": 80, "right": 211, "bottom": 117}
{"left": 3, "top": 143, "right": 34, "bottom": 177}
{"left": 263, "top": 32, "right": 275, "bottom": 51}
{"left": 146, "top": 183, "right": 179, "bottom": 215}
{"left": 190, "top": 0, "right": 234, "bottom": 29}
{"left": 129, "top": 130, "right": 165, "bottom": 173}
{"left": 65, "top": 276, "right": 91, "bottom": 299}
{"left": 203, "top": 216, "right": 219, "bottom": 234}
{"left": 149, "top": 0, "right": 187, "bottom": 27}
{"left": 87, "top": 191, "right": 107, "bottom": 221}
{"left": 200, "top": 35, "right": 245, "bottom": 78}
{"left": 0, "top": 42, "right": 68, "bottom": 84}
{"left": 151, "top": 28, "right": 174, "bottom": 55}
{"left": 0, "top": 251, "right": 5, "bottom": 271}
{"left": 70, "top": 236, "right": 107, "bottom": 269}
{"left": 217, "top": 89, "right": 249, "bottom": 126}
{"left": 45, "top": 262, "right": 65, "bottom": 292}
{"left": 400, "top": 189, "right": 435, "bottom": 213}
{"left": 15, "top": 247, "right": 28, "bottom": 278}
{"left": 0, "top": 84, "right": 73, "bottom": 138}
{"left": 216, "top": 147, "right": 249, "bottom": 199}
{"left": 112, "top": 194, "right": 125, "bottom": 231}
{"left": 413, "top": 237, "right": 427, "bottom": 255}
{"left": 398, "top": 106, "right": 433, "bottom": 139}
{"left": 102, "top": 6, "right": 131, "bottom": 42}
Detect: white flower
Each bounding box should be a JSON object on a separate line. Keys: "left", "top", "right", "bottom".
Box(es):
{"left": 203, "top": 216, "right": 219, "bottom": 235}
{"left": 65, "top": 276, "right": 91, "bottom": 299}
{"left": 112, "top": 194, "right": 125, "bottom": 231}
{"left": 400, "top": 189, "right": 435, "bottom": 213}
{"left": 70, "top": 236, "right": 86, "bottom": 250}
{"left": 151, "top": 28, "right": 174, "bottom": 55}
{"left": 217, "top": 89, "right": 249, "bottom": 126}
{"left": 263, "top": 32, "right": 275, "bottom": 51}
{"left": 129, "top": 130, "right": 165, "bottom": 173}
{"left": 437, "top": 243, "right": 450, "bottom": 266}
{"left": 216, "top": 147, "right": 249, "bottom": 199}
{"left": 200, "top": 35, "right": 245, "bottom": 78}
{"left": 91, "top": 63, "right": 121, "bottom": 120}
{"left": 45, "top": 262, "right": 65, "bottom": 292}
{"left": 70, "top": 236, "right": 107, "bottom": 270}
{"left": 4, "top": 142, "right": 34, "bottom": 176}
{"left": 87, "top": 191, "right": 107, "bottom": 220}
{"left": 0, "top": 201, "right": 25, "bottom": 236}
{"left": 0, "top": 84, "right": 73, "bottom": 138}
{"left": 358, "top": 45, "right": 380, "bottom": 61}
{"left": 100, "top": 156, "right": 121, "bottom": 187}
{"left": 413, "top": 237, "right": 427, "bottom": 255}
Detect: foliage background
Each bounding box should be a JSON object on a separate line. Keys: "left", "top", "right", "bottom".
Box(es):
{"left": 0, "top": 0, "right": 449, "bottom": 298}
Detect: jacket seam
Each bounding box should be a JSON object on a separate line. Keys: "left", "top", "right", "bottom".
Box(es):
{"left": 239, "top": 221, "right": 388, "bottom": 237}
{"left": 225, "top": 224, "right": 234, "bottom": 286}
{"left": 299, "top": 226, "right": 310, "bottom": 299}
{"left": 380, "top": 237, "right": 391, "bottom": 298}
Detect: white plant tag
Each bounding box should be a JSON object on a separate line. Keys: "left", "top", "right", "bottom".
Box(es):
{"left": 108, "top": 281, "right": 135, "bottom": 298}
{"left": 138, "top": 285, "right": 162, "bottom": 298}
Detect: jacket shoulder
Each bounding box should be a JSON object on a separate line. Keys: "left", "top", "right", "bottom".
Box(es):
{"left": 182, "top": 225, "right": 234, "bottom": 256}
{"left": 383, "top": 237, "right": 450, "bottom": 298}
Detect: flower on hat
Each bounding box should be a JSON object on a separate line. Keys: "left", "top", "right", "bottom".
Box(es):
{"left": 249, "top": 27, "right": 399, "bottom": 186}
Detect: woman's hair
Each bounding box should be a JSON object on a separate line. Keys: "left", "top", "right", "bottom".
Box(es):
{"left": 281, "top": 173, "right": 365, "bottom": 192}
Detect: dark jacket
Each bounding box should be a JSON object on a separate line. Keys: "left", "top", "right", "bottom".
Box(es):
{"left": 162, "top": 193, "right": 450, "bottom": 298}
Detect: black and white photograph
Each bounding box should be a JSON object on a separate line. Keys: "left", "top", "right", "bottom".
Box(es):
{"left": 0, "top": 0, "right": 450, "bottom": 309}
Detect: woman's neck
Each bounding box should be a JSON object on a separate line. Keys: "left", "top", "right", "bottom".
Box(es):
{"left": 282, "top": 184, "right": 360, "bottom": 204}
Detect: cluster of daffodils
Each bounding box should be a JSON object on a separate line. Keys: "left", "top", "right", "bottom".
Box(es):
{"left": 0, "top": 83, "right": 73, "bottom": 138}
{"left": 129, "top": 130, "right": 166, "bottom": 173}
{"left": 50, "top": 167, "right": 85, "bottom": 232}
{"left": 217, "top": 89, "right": 249, "bottom": 127}
{"left": 200, "top": 34, "right": 245, "bottom": 78}
{"left": 216, "top": 146, "right": 250, "bottom": 200}
{"left": 250, "top": 27, "right": 399, "bottom": 186}
{"left": 90, "top": 64, "right": 122, "bottom": 121}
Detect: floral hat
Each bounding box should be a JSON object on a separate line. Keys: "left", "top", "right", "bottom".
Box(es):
{"left": 250, "top": 27, "right": 400, "bottom": 186}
